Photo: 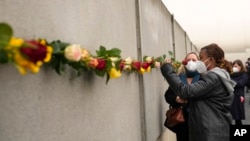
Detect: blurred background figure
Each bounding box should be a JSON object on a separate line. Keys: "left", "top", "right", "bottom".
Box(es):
{"left": 245, "top": 58, "right": 250, "bottom": 93}
{"left": 230, "top": 59, "right": 248, "bottom": 125}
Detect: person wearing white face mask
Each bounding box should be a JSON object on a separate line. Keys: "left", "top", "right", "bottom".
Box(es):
{"left": 230, "top": 59, "right": 248, "bottom": 125}
{"left": 164, "top": 52, "right": 200, "bottom": 141}
{"left": 161, "top": 43, "right": 236, "bottom": 141}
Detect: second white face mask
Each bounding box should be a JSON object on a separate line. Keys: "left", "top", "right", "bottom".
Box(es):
{"left": 233, "top": 67, "right": 239, "bottom": 73}
{"left": 196, "top": 61, "right": 207, "bottom": 73}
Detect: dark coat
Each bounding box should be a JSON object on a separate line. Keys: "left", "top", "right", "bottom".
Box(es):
{"left": 164, "top": 73, "right": 199, "bottom": 141}
{"left": 164, "top": 87, "right": 189, "bottom": 141}
{"left": 161, "top": 63, "right": 235, "bottom": 141}
{"left": 230, "top": 72, "right": 248, "bottom": 120}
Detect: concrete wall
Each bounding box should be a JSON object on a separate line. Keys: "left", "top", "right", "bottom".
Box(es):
{"left": 225, "top": 50, "right": 250, "bottom": 64}
{"left": 138, "top": 1, "right": 173, "bottom": 141}
{"left": 173, "top": 20, "right": 187, "bottom": 61}
{"left": 0, "top": 0, "right": 193, "bottom": 141}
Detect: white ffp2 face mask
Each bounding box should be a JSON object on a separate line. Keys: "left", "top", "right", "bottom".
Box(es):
{"left": 232, "top": 67, "right": 239, "bottom": 73}
{"left": 196, "top": 61, "right": 207, "bottom": 73}
{"left": 185, "top": 61, "right": 197, "bottom": 71}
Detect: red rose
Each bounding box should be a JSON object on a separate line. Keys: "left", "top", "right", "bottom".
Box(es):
{"left": 20, "top": 40, "right": 47, "bottom": 63}
{"left": 182, "top": 59, "right": 188, "bottom": 65}
{"left": 96, "top": 58, "right": 106, "bottom": 70}
{"left": 141, "top": 62, "right": 150, "bottom": 69}
{"left": 119, "top": 60, "right": 125, "bottom": 70}
{"left": 132, "top": 61, "right": 141, "bottom": 70}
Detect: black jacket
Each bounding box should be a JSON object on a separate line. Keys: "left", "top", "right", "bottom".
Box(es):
{"left": 230, "top": 72, "right": 248, "bottom": 120}
{"left": 161, "top": 63, "right": 235, "bottom": 141}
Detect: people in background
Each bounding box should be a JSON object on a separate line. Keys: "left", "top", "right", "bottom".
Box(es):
{"left": 230, "top": 59, "right": 248, "bottom": 125}
{"left": 161, "top": 43, "right": 236, "bottom": 141}
{"left": 164, "top": 52, "right": 200, "bottom": 141}
{"left": 245, "top": 58, "right": 250, "bottom": 92}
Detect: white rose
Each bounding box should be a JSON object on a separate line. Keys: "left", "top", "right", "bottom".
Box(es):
{"left": 64, "top": 44, "right": 82, "bottom": 62}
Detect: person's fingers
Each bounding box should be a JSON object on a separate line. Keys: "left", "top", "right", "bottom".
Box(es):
{"left": 240, "top": 96, "right": 245, "bottom": 103}
{"left": 165, "top": 58, "right": 172, "bottom": 63}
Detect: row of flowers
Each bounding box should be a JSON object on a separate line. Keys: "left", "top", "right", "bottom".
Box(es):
{"left": 0, "top": 23, "right": 181, "bottom": 83}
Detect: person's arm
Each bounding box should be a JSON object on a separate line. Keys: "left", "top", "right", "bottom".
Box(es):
{"left": 161, "top": 63, "right": 218, "bottom": 99}
{"left": 234, "top": 73, "right": 248, "bottom": 88}
{"left": 165, "top": 87, "right": 179, "bottom": 107}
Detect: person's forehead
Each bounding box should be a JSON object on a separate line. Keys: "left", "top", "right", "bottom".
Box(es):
{"left": 186, "top": 54, "right": 197, "bottom": 58}
{"left": 233, "top": 63, "right": 240, "bottom": 67}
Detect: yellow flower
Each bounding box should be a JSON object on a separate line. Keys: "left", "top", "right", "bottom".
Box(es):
{"left": 13, "top": 49, "right": 41, "bottom": 74}
{"left": 139, "top": 67, "right": 145, "bottom": 74}
{"left": 108, "top": 68, "right": 121, "bottom": 78}
{"left": 145, "top": 66, "right": 151, "bottom": 72}
{"left": 9, "top": 37, "right": 24, "bottom": 48}
{"left": 81, "top": 48, "right": 90, "bottom": 61}
{"left": 44, "top": 46, "right": 53, "bottom": 62}
{"left": 30, "top": 64, "right": 40, "bottom": 73}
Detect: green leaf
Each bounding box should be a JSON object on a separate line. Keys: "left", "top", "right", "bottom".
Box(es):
{"left": 95, "top": 70, "right": 106, "bottom": 77}
{"left": 0, "top": 23, "right": 13, "bottom": 48}
{"left": 96, "top": 46, "right": 106, "bottom": 56}
{"left": 106, "top": 48, "right": 121, "bottom": 57}
{"left": 162, "top": 54, "right": 166, "bottom": 59}
{"left": 48, "top": 54, "right": 67, "bottom": 75}
{"left": 106, "top": 74, "right": 110, "bottom": 84}
{"left": 0, "top": 50, "right": 8, "bottom": 63}
{"left": 49, "top": 40, "right": 70, "bottom": 53}
{"left": 168, "top": 51, "right": 173, "bottom": 56}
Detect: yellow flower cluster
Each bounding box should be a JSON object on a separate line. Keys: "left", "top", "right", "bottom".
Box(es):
{"left": 4, "top": 37, "right": 53, "bottom": 74}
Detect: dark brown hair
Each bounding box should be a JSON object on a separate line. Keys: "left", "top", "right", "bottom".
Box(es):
{"left": 232, "top": 59, "right": 246, "bottom": 72}
{"left": 201, "top": 43, "right": 232, "bottom": 73}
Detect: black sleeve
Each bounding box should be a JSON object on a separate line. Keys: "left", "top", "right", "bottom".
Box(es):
{"left": 164, "top": 87, "right": 180, "bottom": 108}
{"left": 161, "top": 63, "right": 220, "bottom": 100}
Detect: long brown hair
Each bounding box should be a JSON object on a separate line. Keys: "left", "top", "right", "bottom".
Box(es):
{"left": 200, "top": 43, "right": 232, "bottom": 73}
{"left": 232, "top": 59, "right": 246, "bottom": 72}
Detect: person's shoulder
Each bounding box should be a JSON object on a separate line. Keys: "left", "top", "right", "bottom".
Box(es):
{"left": 201, "top": 71, "right": 225, "bottom": 82}
{"left": 242, "top": 72, "right": 248, "bottom": 77}
{"left": 205, "top": 71, "right": 219, "bottom": 78}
